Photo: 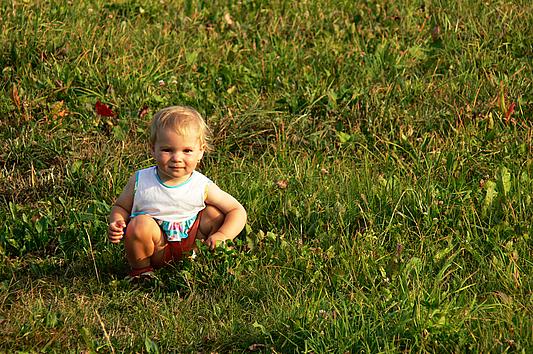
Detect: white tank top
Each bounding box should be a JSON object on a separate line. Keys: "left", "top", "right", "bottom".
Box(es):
{"left": 130, "top": 166, "right": 212, "bottom": 223}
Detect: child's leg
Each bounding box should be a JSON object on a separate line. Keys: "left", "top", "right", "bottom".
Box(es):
{"left": 124, "top": 215, "right": 166, "bottom": 271}
{"left": 197, "top": 205, "right": 225, "bottom": 240}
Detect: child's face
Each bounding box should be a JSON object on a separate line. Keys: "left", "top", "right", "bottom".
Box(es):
{"left": 151, "top": 128, "right": 205, "bottom": 186}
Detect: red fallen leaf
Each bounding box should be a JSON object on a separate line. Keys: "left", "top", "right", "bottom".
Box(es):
{"left": 11, "top": 84, "right": 21, "bottom": 110}
{"left": 138, "top": 105, "right": 150, "bottom": 119}
{"left": 505, "top": 102, "right": 516, "bottom": 124}
{"left": 276, "top": 179, "right": 288, "bottom": 189}
{"left": 95, "top": 101, "right": 116, "bottom": 117}
{"left": 248, "top": 343, "right": 266, "bottom": 351}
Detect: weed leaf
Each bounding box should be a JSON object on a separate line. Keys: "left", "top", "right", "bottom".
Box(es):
{"left": 144, "top": 336, "right": 160, "bottom": 354}
{"left": 483, "top": 180, "right": 498, "bottom": 213}
{"left": 498, "top": 167, "right": 511, "bottom": 196}
{"left": 337, "top": 131, "right": 352, "bottom": 144}
{"left": 113, "top": 125, "right": 127, "bottom": 141}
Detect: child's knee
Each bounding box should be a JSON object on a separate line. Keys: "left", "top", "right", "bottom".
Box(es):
{"left": 125, "top": 215, "right": 160, "bottom": 241}
{"left": 200, "top": 205, "right": 225, "bottom": 236}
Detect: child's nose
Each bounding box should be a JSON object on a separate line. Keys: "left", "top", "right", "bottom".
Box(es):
{"left": 171, "top": 153, "right": 182, "bottom": 162}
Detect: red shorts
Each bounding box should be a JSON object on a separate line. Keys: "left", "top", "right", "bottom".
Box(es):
{"left": 162, "top": 212, "right": 202, "bottom": 264}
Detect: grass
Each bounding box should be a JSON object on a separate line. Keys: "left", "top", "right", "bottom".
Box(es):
{"left": 1, "top": 0, "right": 532, "bottom": 352}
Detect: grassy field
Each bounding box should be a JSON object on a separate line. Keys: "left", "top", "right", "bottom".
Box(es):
{"left": 1, "top": 0, "right": 532, "bottom": 352}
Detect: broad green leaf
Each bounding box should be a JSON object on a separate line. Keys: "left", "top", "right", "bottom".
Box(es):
{"left": 185, "top": 51, "right": 198, "bottom": 65}
{"left": 483, "top": 180, "right": 497, "bottom": 211}
{"left": 35, "top": 220, "right": 43, "bottom": 234}
{"left": 336, "top": 131, "right": 352, "bottom": 144}
{"left": 405, "top": 257, "right": 422, "bottom": 275}
{"left": 408, "top": 45, "right": 428, "bottom": 61}
{"left": 246, "top": 235, "right": 255, "bottom": 251}
{"left": 113, "top": 125, "right": 126, "bottom": 141}
{"left": 144, "top": 336, "right": 160, "bottom": 354}
{"left": 499, "top": 166, "right": 511, "bottom": 196}
{"left": 520, "top": 171, "right": 529, "bottom": 183}
{"left": 71, "top": 160, "right": 82, "bottom": 174}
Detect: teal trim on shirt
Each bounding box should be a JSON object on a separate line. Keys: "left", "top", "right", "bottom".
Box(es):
{"left": 134, "top": 170, "right": 140, "bottom": 193}
{"left": 154, "top": 167, "right": 193, "bottom": 189}
{"left": 130, "top": 211, "right": 149, "bottom": 218}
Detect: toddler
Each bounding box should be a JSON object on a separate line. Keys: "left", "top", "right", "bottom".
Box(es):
{"left": 107, "top": 106, "right": 247, "bottom": 280}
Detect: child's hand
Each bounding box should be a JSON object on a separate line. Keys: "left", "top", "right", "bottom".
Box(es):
{"left": 203, "top": 232, "right": 229, "bottom": 250}
{"left": 108, "top": 220, "right": 126, "bottom": 243}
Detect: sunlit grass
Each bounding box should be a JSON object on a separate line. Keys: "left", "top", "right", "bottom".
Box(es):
{"left": 1, "top": 0, "right": 532, "bottom": 352}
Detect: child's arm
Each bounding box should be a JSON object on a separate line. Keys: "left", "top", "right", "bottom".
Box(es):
{"left": 108, "top": 174, "right": 136, "bottom": 244}
{"left": 204, "top": 183, "right": 247, "bottom": 249}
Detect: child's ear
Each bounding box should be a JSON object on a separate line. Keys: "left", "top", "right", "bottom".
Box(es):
{"left": 198, "top": 144, "right": 206, "bottom": 161}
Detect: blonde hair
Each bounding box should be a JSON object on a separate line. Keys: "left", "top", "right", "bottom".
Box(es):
{"left": 150, "top": 106, "right": 211, "bottom": 150}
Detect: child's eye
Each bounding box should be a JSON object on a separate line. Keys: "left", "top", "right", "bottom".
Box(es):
{"left": 184, "top": 149, "right": 193, "bottom": 153}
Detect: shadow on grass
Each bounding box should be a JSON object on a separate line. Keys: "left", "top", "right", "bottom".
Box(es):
{"left": 1, "top": 246, "right": 125, "bottom": 289}
{"left": 0, "top": 244, "right": 207, "bottom": 299}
